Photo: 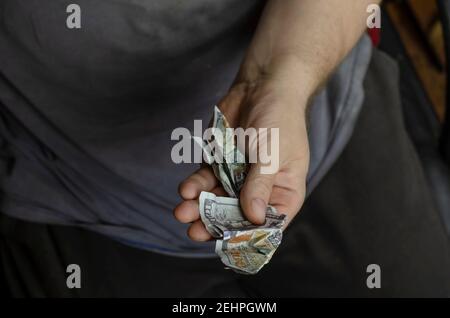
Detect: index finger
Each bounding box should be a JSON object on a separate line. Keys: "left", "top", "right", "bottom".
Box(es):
{"left": 178, "top": 166, "right": 218, "bottom": 200}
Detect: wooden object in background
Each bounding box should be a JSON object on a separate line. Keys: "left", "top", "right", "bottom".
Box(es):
{"left": 385, "top": 0, "right": 446, "bottom": 122}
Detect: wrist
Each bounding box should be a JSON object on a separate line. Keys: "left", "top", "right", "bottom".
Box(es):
{"left": 235, "top": 53, "right": 318, "bottom": 111}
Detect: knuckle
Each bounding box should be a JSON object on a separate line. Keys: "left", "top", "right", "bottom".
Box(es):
{"left": 248, "top": 174, "right": 273, "bottom": 198}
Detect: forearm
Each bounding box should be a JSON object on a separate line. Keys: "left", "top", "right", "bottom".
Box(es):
{"left": 237, "top": 0, "right": 381, "bottom": 102}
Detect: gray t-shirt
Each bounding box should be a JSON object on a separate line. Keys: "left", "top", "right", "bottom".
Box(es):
{"left": 0, "top": 0, "right": 372, "bottom": 256}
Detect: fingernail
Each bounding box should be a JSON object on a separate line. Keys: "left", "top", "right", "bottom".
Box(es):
{"left": 251, "top": 198, "right": 267, "bottom": 223}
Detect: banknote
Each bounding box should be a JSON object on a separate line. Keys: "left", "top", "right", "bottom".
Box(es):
{"left": 195, "top": 106, "right": 286, "bottom": 274}
{"left": 199, "top": 191, "right": 286, "bottom": 238}
{"left": 192, "top": 106, "right": 247, "bottom": 197}
{"left": 193, "top": 135, "right": 237, "bottom": 197}
{"left": 211, "top": 106, "right": 248, "bottom": 196}
{"left": 215, "top": 228, "right": 283, "bottom": 275}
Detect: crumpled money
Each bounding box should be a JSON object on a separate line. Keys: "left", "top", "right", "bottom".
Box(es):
{"left": 194, "top": 106, "right": 286, "bottom": 274}
{"left": 193, "top": 106, "right": 247, "bottom": 197}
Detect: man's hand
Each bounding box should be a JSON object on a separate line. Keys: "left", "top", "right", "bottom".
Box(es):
{"left": 174, "top": 0, "right": 380, "bottom": 241}
{"left": 174, "top": 57, "right": 310, "bottom": 241}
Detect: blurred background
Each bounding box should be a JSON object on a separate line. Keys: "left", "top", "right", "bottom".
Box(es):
{"left": 379, "top": 0, "right": 450, "bottom": 234}
{"left": 384, "top": 0, "right": 445, "bottom": 120}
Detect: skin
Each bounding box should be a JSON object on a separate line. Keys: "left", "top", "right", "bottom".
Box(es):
{"left": 174, "top": 0, "right": 381, "bottom": 241}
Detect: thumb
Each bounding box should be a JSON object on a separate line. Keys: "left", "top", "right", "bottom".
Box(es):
{"left": 240, "top": 163, "right": 276, "bottom": 225}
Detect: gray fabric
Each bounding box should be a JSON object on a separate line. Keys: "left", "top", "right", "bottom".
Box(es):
{"left": 307, "top": 35, "right": 372, "bottom": 194}
{"left": 0, "top": 0, "right": 371, "bottom": 257}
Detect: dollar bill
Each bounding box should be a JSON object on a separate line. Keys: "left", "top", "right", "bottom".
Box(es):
{"left": 212, "top": 106, "right": 247, "bottom": 195}
{"left": 215, "top": 228, "right": 283, "bottom": 275}
{"left": 192, "top": 106, "right": 247, "bottom": 197}
{"left": 193, "top": 136, "right": 237, "bottom": 197}
{"left": 195, "top": 106, "right": 286, "bottom": 274}
{"left": 199, "top": 191, "right": 286, "bottom": 238}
